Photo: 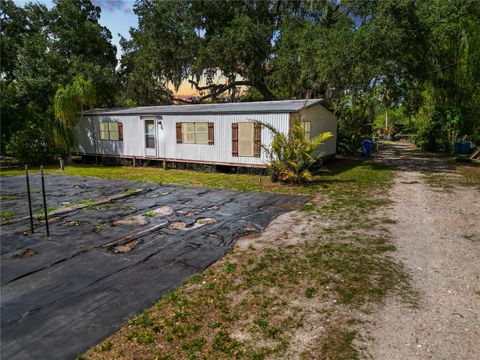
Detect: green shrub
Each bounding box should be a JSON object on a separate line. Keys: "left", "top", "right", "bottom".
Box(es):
{"left": 336, "top": 106, "right": 373, "bottom": 155}
{"left": 6, "top": 123, "right": 57, "bottom": 165}
{"left": 418, "top": 106, "right": 462, "bottom": 152}
{"left": 259, "top": 118, "right": 332, "bottom": 184}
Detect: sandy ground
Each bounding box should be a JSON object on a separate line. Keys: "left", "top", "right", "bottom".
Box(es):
{"left": 364, "top": 143, "right": 480, "bottom": 360}
{"left": 237, "top": 142, "right": 480, "bottom": 359}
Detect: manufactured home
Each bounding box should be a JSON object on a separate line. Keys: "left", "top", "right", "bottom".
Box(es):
{"left": 77, "top": 99, "right": 337, "bottom": 168}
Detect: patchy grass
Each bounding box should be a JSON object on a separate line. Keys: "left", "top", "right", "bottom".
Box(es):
{"left": 0, "top": 195, "right": 18, "bottom": 200}
{"left": 143, "top": 210, "right": 156, "bottom": 217}
{"left": 67, "top": 199, "right": 96, "bottom": 207}
{"left": 82, "top": 158, "right": 413, "bottom": 359}
{"left": 315, "top": 327, "right": 359, "bottom": 360}
{"left": 36, "top": 207, "right": 56, "bottom": 220}
{"left": 0, "top": 159, "right": 390, "bottom": 196}
{"left": 456, "top": 164, "right": 480, "bottom": 189}
{"left": 0, "top": 210, "right": 16, "bottom": 220}
{"left": 423, "top": 172, "right": 454, "bottom": 191}
{"left": 424, "top": 164, "right": 480, "bottom": 191}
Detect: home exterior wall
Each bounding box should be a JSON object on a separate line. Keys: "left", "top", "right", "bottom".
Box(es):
{"left": 76, "top": 103, "right": 337, "bottom": 167}
{"left": 300, "top": 104, "right": 337, "bottom": 156}
{"left": 77, "top": 113, "right": 290, "bottom": 166}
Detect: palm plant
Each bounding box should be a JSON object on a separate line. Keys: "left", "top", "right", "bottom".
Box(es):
{"left": 258, "top": 118, "right": 333, "bottom": 184}
{"left": 53, "top": 75, "right": 95, "bottom": 163}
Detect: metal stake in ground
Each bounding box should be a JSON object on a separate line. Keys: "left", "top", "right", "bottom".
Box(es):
{"left": 40, "top": 165, "right": 50, "bottom": 236}
{"left": 25, "top": 165, "right": 34, "bottom": 233}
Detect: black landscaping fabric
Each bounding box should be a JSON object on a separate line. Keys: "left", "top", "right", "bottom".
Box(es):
{"left": 0, "top": 174, "right": 309, "bottom": 360}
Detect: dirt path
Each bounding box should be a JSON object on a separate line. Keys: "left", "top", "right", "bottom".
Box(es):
{"left": 366, "top": 143, "right": 480, "bottom": 359}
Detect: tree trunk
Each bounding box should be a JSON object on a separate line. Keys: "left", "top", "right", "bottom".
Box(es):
{"left": 385, "top": 108, "right": 389, "bottom": 130}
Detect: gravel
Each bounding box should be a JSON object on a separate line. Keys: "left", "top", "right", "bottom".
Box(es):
{"left": 364, "top": 143, "right": 480, "bottom": 359}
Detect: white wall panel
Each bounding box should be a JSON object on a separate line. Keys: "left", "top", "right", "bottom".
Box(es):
{"left": 158, "top": 113, "right": 289, "bottom": 165}
{"left": 302, "top": 106, "right": 338, "bottom": 156}
{"left": 76, "top": 104, "right": 337, "bottom": 166}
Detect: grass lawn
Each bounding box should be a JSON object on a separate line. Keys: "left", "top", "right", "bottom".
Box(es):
{"left": 42, "top": 158, "right": 412, "bottom": 360}
{"left": 0, "top": 158, "right": 385, "bottom": 196}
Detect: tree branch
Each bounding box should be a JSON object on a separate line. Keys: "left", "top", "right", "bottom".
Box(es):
{"left": 172, "top": 79, "right": 254, "bottom": 103}
{"left": 187, "top": 79, "right": 253, "bottom": 92}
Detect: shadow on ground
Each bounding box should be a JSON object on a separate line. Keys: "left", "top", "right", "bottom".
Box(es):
{"left": 375, "top": 142, "right": 455, "bottom": 173}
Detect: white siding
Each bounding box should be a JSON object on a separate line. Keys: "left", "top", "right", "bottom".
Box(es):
{"left": 77, "top": 113, "right": 290, "bottom": 166}
{"left": 162, "top": 113, "right": 289, "bottom": 165}
{"left": 76, "top": 103, "right": 337, "bottom": 166}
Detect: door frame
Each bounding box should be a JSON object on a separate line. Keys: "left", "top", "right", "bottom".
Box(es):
{"left": 142, "top": 117, "right": 158, "bottom": 157}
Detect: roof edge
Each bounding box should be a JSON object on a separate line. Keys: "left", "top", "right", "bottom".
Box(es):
{"left": 82, "top": 98, "right": 333, "bottom": 116}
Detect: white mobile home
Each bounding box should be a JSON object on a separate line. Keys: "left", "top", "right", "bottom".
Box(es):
{"left": 77, "top": 99, "right": 337, "bottom": 168}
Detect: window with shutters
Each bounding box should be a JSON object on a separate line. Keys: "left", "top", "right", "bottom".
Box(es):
{"left": 99, "top": 122, "right": 123, "bottom": 141}
{"left": 301, "top": 121, "right": 311, "bottom": 141}
{"left": 232, "top": 122, "right": 261, "bottom": 157}
{"left": 178, "top": 122, "right": 213, "bottom": 144}
{"left": 238, "top": 122, "right": 254, "bottom": 157}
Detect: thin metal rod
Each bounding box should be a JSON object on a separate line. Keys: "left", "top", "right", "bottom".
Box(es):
{"left": 25, "top": 165, "right": 34, "bottom": 233}
{"left": 40, "top": 165, "right": 50, "bottom": 236}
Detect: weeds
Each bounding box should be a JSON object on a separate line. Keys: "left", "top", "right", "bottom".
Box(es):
{"left": 92, "top": 223, "right": 106, "bottom": 233}
{"left": 81, "top": 158, "right": 413, "bottom": 359}
{"left": 0, "top": 210, "right": 16, "bottom": 220}
{"left": 68, "top": 199, "right": 95, "bottom": 207}
{"left": 143, "top": 210, "right": 156, "bottom": 217}
{"left": 0, "top": 195, "right": 17, "bottom": 200}
{"left": 98, "top": 342, "right": 112, "bottom": 352}
{"left": 300, "top": 202, "right": 316, "bottom": 211}
{"left": 37, "top": 207, "right": 56, "bottom": 220}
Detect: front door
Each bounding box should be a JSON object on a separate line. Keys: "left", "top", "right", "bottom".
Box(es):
{"left": 144, "top": 119, "right": 157, "bottom": 157}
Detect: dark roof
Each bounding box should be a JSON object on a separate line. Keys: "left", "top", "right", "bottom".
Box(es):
{"left": 83, "top": 99, "right": 330, "bottom": 116}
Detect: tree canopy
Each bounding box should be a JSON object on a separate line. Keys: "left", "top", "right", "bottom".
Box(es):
{"left": 1, "top": 0, "right": 479, "bottom": 159}
{"left": 121, "top": 1, "right": 429, "bottom": 105}
{"left": 1, "top": 0, "right": 117, "bottom": 155}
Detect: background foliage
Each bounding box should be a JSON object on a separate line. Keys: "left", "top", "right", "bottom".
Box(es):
{"left": 1, "top": 0, "right": 116, "bottom": 161}
{"left": 1, "top": 0, "right": 479, "bottom": 161}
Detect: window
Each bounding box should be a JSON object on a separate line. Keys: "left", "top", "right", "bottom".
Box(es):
{"left": 99, "top": 122, "right": 108, "bottom": 140}
{"left": 301, "top": 121, "right": 311, "bottom": 141}
{"left": 177, "top": 122, "right": 214, "bottom": 144}
{"left": 145, "top": 120, "right": 155, "bottom": 148}
{"left": 99, "top": 122, "right": 123, "bottom": 141}
{"left": 238, "top": 122, "right": 254, "bottom": 156}
{"left": 232, "top": 122, "right": 261, "bottom": 157}
{"left": 109, "top": 123, "right": 119, "bottom": 140}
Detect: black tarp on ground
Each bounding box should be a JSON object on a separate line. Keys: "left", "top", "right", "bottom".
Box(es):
{"left": 0, "top": 174, "right": 309, "bottom": 360}
{"left": 0, "top": 174, "right": 141, "bottom": 220}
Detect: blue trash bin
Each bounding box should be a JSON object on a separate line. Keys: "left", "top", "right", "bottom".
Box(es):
{"left": 362, "top": 139, "right": 374, "bottom": 157}
{"left": 460, "top": 141, "right": 473, "bottom": 154}
{"left": 454, "top": 142, "right": 462, "bottom": 154}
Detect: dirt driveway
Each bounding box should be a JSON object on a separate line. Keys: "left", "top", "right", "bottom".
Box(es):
{"left": 365, "top": 143, "right": 480, "bottom": 359}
